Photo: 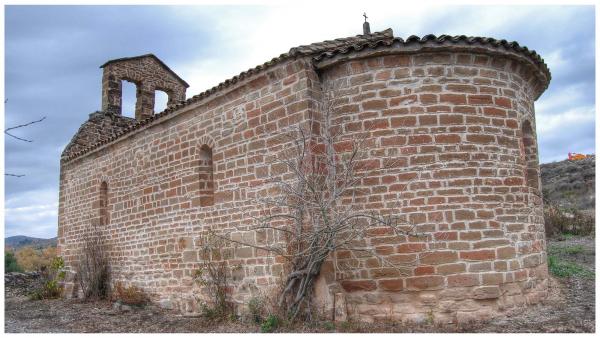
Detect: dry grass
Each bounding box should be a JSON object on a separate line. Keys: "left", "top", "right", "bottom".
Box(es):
{"left": 112, "top": 282, "right": 149, "bottom": 306}
{"left": 544, "top": 203, "right": 595, "bottom": 237}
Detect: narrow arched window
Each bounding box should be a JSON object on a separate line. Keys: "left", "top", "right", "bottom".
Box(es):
{"left": 199, "top": 145, "right": 214, "bottom": 206}
{"left": 521, "top": 121, "right": 539, "bottom": 191}
{"left": 99, "top": 181, "right": 109, "bottom": 226}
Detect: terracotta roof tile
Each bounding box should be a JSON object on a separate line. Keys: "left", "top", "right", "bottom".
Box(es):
{"left": 288, "top": 28, "right": 394, "bottom": 56}
{"left": 313, "top": 33, "right": 551, "bottom": 80}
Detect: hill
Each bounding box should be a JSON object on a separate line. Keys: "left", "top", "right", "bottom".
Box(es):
{"left": 540, "top": 156, "right": 595, "bottom": 210}
{"left": 5, "top": 236, "right": 57, "bottom": 250}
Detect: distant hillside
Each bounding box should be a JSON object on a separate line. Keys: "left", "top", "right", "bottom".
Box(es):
{"left": 5, "top": 236, "right": 57, "bottom": 250}
{"left": 540, "top": 156, "right": 595, "bottom": 210}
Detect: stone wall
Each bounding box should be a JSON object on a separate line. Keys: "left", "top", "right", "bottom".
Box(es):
{"left": 59, "top": 56, "right": 321, "bottom": 312}
{"left": 59, "top": 35, "right": 550, "bottom": 324}
{"left": 314, "top": 51, "right": 547, "bottom": 324}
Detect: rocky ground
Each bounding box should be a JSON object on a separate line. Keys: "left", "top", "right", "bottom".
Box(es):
{"left": 4, "top": 236, "right": 595, "bottom": 333}
{"left": 4, "top": 271, "right": 43, "bottom": 298}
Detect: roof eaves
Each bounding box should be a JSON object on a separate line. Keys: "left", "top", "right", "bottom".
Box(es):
{"left": 313, "top": 34, "right": 551, "bottom": 82}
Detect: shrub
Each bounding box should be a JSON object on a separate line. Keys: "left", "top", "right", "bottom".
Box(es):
{"left": 544, "top": 203, "right": 594, "bottom": 237}
{"left": 570, "top": 210, "right": 595, "bottom": 236}
{"left": 193, "top": 234, "right": 235, "bottom": 319}
{"left": 30, "top": 280, "right": 62, "bottom": 300}
{"left": 194, "top": 260, "right": 233, "bottom": 319}
{"left": 338, "top": 321, "right": 354, "bottom": 332}
{"left": 77, "top": 224, "right": 111, "bottom": 299}
{"left": 5, "top": 252, "right": 22, "bottom": 273}
{"left": 30, "top": 256, "right": 66, "bottom": 300}
{"left": 113, "top": 281, "right": 149, "bottom": 306}
{"left": 14, "top": 246, "right": 57, "bottom": 272}
{"left": 323, "top": 321, "right": 336, "bottom": 331}
{"left": 260, "top": 314, "right": 280, "bottom": 333}
{"left": 248, "top": 296, "right": 265, "bottom": 323}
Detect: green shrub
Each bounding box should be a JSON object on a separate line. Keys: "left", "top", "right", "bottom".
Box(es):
{"left": 30, "top": 279, "right": 63, "bottom": 300}
{"left": 547, "top": 255, "right": 594, "bottom": 278}
{"left": 29, "top": 256, "right": 65, "bottom": 300}
{"left": 260, "top": 314, "right": 280, "bottom": 333}
{"left": 5, "top": 252, "right": 22, "bottom": 273}
{"left": 323, "top": 321, "right": 336, "bottom": 331}
{"left": 339, "top": 321, "right": 354, "bottom": 331}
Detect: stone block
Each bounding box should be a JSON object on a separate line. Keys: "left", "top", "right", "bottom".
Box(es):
{"left": 182, "top": 251, "right": 197, "bottom": 263}
{"left": 522, "top": 254, "right": 541, "bottom": 268}
{"left": 406, "top": 276, "right": 444, "bottom": 290}
{"left": 378, "top": 279, "right": 404, "bottom": 291}
{"left": 419, "top": 251, "right": 458, "bottom": 265}
{"left": 341, "top": 280, "right": 377, "bottom": 292}
{"left": 447, "top": 274, "right": 480, "bottom": 287}
{"left": 235, "top": 247, "right": 253, "bottom": 258}
{"left": 472, "top": 286, "right": 501, "bottom": 299}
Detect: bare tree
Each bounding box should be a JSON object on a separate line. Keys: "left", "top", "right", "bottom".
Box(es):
{"left": 213, "top": 99, "right": 434, "bottom": 320}
{"left": 76, "top": 223, "right": 111, "bottom": 299}
{"left": 4, "top": 113, "right": 46, "bottom": 177}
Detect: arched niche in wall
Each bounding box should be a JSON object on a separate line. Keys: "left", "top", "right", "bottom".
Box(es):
{"left": 99, "top": 181, "right": 109, "bottom": 226}
{"left": 198, "top": 144, "right": 214, "bottom": 207}
{"left": 521, "top": 120, "right": 540, "bottom": 191}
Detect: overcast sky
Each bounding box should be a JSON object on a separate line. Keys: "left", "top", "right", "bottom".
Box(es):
{"left": 4, "top": 5, "right": 595, "bottom": 238}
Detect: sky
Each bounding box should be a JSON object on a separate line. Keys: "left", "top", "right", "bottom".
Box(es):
{"left": 3, "top": 5, "right": 596, "bottom": 238}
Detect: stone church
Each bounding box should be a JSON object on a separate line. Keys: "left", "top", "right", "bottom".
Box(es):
{"left": 58, "top": 24, "right": 550, "bottom": 324}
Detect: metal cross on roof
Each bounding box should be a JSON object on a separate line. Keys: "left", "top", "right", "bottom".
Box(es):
{"left": 362, "top": 12, "right": 371, "bottom": 34}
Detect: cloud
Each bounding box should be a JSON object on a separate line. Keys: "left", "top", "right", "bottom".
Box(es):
{"left": 537, "top": 83, "right": 594, "bottom": 115}
{"left": 537, "top": 106, "right": 596, "bottom": 135}
{"left": 5, "top": 188, "right": 59, "bottom": 238}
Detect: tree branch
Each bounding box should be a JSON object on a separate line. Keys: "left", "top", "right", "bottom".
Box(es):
{"left": 5, "top": 116, "right": 46, "bottom": 142}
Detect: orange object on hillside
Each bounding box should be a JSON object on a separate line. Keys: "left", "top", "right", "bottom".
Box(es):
{"left": 568, "top": 152, "right": 588, "bottom": 161}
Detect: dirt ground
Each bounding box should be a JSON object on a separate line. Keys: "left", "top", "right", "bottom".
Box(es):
{"left": 4, "top": 236, "right": 595, "bottom": 333}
